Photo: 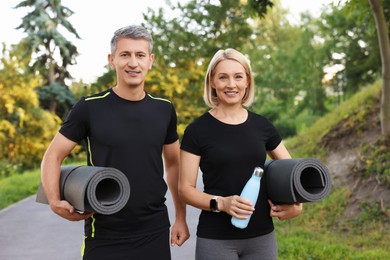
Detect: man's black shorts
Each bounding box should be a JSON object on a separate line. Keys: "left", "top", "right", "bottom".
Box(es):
{"left": 82, "top": 229, "right": 171, "bottom": 260}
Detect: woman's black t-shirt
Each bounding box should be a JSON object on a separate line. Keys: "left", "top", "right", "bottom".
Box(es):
{"left": 180, "top": 111, "right": 282, "bottom": 239}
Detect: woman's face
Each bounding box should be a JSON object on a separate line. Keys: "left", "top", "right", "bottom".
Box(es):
{"left": 212, "top": 59, "right": 248, "bottom": 107}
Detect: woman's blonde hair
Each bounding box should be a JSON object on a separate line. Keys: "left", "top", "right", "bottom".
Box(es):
{"left": 203, "top": 48, "right": 255, "bottom": 108}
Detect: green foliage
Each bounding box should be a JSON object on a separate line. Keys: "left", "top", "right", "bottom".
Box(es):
{"left": 37, "top": 82, "right": 76, "bottom": 120}
{"left": 247, "top": 2, "right": 329, "bottom": 136}
{"left": 316, "top": 0, "right": 382, "bottom": 97}
{"left": 143, "top": 0, "right": 260, "bottom": 135}
{"left": 246, "top": 0, "right": 273, "bottom": 18}
{"left": 251, "top": 99, "right": 297, "bottom": 137}
{"left": 286, "top": 80, "right": 382, "bottom": 159}
{"left": 0, "top": 159, "right": 22, "bottom": 180}
{"left": 89, "top": 69, "right": 116, "bottom": 96}
{"left": 13, "top": 107, "right": 61, "bottom": 168}
{"left": 15, "top": 0, "right": 80, "bottom": 118}
{"left": 0, "top": 44, "right": 60, "bottom": 170}
{"left": 15, "top": 0, "right": 80, "bottom": 81}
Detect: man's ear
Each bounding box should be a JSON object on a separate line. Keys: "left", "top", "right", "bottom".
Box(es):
{"left": 149, "top": 53, "right": 155, "bottom": 69}
{"left": 108, "top": 54, "right": 115, "bottom": 70}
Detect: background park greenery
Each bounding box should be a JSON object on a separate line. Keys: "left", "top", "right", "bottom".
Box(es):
{"left": 1, "top": 0, "right": 390, "bottom": 258}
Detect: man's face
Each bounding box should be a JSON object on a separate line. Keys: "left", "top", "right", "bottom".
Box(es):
{"left": 108, "top": 38, "right": 154, "bottom": 88}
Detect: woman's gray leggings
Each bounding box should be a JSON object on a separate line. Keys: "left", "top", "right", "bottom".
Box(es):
{"left": 195, "top": 230, "right": 277, "bottom": 260}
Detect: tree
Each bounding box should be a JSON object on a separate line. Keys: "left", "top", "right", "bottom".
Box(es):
{"left": 368, "top": 0, "right": 390, "bottom": 138}
{"left": 141, "top": 0, "right": 333, "bottom": 136}
{"left": 0, "top": 44, "right": 60, "bottom": 171}
{"left": 88, "top": 69, "right": 116, "bottom": 96}
{"left": 337, "top": 0, "right": 390, "bottom": 138}
{"left": 142, "top": 0, "right": 267, "bottom": 135}
{"left": 245, "top": 1, "right": 330, "bottom": 136}
{"left": 317, "top": 2, "right": 381, "bottom": 98}
{"left": 15, "top": 0, "right": 79, "bottom": 118}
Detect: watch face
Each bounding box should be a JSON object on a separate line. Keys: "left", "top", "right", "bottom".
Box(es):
{"left": 210, "top": 198, "right": 218, "bottom": 212}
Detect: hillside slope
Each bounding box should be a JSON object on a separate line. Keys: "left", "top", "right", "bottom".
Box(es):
{"left": 289, "top": 80, "right": 390, "bottom": 219}
{"left": 321, "top": 100, "right": 390, "bottom": 218}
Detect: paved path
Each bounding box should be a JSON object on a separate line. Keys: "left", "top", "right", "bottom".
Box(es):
{"left": 0, "top": 176, "right": 202, "bottom": 260}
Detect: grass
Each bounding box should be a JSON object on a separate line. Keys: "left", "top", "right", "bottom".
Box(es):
{"left": 275, "top": 187, "right": 390, "bottom": 259}
{"left": 278, "top": 232, "right": 390, "bottom": 259}
{"left": 0, "top": 168, "right": 40, "bottom": 210}
{"left": 0, "top": 158, "right": 85, "bottom": 211}
{"left": 285, "top": 79, "right": 382, "bottom": 159}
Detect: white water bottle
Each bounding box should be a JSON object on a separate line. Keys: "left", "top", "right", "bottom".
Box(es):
{"left": 231, "top": 167, "right": 263, "bottom": 229}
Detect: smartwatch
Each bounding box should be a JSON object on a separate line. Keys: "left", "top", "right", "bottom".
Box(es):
{"left": 210, "top": 196, "right": 220, "bottom": 212}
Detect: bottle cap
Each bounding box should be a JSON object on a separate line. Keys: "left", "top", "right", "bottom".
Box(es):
{"left": 254, "top": 167, "right": 263, "bottom": 177}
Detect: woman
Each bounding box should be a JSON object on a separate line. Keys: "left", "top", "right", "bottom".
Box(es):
{"left": 179, "top": 48, "right": 302, "bottom": 259}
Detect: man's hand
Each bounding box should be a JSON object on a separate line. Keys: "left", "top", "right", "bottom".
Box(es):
{"left": 50, "top": 199, "right": 93, "bottom": 221}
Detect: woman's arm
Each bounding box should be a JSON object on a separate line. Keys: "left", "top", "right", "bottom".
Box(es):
{"left": 178, "top": 150, "right": 210, "bottom": 210}
{"left": 267, "top": 142, "right": 303, "bottom": 220}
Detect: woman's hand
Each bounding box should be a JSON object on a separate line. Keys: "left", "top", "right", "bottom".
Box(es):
{"left": 268, "top": 200, "right": 302, "bottom": 220}
{"left": 218, "top": 195, "right": 255, "bottom": 219}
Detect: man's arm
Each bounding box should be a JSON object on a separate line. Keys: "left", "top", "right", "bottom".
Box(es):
{"left": 163, "top": 140, "right": 190, "bottom": 246}
{"left": 41, "top": 132, "right": 92, "bottom": 221}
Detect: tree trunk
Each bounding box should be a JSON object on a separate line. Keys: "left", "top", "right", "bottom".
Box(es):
{"left": 368, "top": 0, "right": 390, "bottom": 139}
{"left": 49, "top": 100, "right": 57, "bottom": 115}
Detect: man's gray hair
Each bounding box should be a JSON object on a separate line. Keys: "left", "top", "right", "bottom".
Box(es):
{"left": 110, "top": 25, "right": 153, "bottom": 54}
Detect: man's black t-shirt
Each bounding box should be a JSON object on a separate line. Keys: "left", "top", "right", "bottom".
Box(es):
{"left": 181, "top": 111, "right": 282, "bottom": 239}
{"left": 60, "top": 88, "right": 178, "bottom": 239}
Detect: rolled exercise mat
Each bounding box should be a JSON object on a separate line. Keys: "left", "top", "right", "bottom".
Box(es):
{"left": 264, "top": 158, "right": 331, "bottom": 204}
{"left": 36, "top": 165, "right": 130, "bottom": 215}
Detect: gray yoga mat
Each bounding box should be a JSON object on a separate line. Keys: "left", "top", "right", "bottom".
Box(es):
{"left": 36, "top": 165, "right": 130, "bottom": 215}
{"left": 264, "top": 158, "right": 331, "bottom": 204}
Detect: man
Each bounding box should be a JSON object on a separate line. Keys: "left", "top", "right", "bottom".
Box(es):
{"left": 41, "top": 25, "right": 189, "bottom": 259}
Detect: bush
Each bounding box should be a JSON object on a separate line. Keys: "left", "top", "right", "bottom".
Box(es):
{"left": 0, "top": 159, "right": 22, "bottom": 180}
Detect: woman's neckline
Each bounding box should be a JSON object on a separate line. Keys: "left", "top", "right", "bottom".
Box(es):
{"left": 207, "top": 108, "right": 249, "bottom": 126}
